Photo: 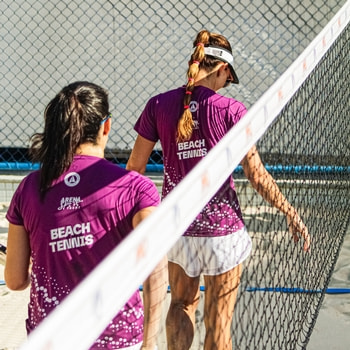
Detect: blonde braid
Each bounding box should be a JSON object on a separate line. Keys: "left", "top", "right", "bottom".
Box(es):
{"left": 176, "top": 30, "right": 210, "bottom": 142}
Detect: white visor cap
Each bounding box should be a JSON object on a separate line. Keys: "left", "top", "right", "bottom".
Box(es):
{"left": 204, "top": 46, "right": 239, "bottom": 84}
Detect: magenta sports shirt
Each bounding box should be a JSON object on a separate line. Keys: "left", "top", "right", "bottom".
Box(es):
{"left": 135, "top": 85, "right": 247, "bottom": 237}
{"left": 6, "top": 155, "right": 160, "bottom": 349}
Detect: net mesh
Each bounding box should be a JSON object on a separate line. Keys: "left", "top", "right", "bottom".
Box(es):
{"left": 229, "top": 21, "right": 349, "bottom": 349}
{"left": 1, "top": 2, "right": 349, "bottom": 350}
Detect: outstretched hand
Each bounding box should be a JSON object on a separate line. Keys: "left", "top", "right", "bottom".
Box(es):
{"left": 287, "top": 213, "right": 311, "bottom": 252}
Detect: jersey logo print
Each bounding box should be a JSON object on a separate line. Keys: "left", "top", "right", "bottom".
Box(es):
{"left": 189, "top": 100, "right": 198, "bottom": 112}
{"left": 57, "top": 197, "right": 83, "bottom": 210}
{"left": 64, "top": 172, "right": 80, "bottom": 187}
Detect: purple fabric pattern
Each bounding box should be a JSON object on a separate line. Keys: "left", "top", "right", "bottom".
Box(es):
{"left": 6, "top": 155, "right": 160, "bottom": 349}
{"left": 135, "top": 86, "right": 247, "bottom": 237}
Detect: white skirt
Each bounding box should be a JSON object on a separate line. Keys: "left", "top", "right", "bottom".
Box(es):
{"left": 167, "top": 227, "right": 252, "bottom": 277}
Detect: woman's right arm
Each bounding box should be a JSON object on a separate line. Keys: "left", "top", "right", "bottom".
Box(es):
{"left": 126, "top": 135, "right": 156, "bottom": 175}
{"left": 241, "top": 145, "right": 311, "bottom": 252}
{"left": 5, "top": 223, "right": 31, "bottom": 290}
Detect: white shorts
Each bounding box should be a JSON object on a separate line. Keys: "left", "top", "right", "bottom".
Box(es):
{"left": 167, "top": 227, "right": 252, "bottom": 277}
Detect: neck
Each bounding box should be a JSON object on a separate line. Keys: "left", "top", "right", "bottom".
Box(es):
{"left": 75, "top": 143, "right": 105, "bottom": 158}
{"left": 195, "top": 72, "right": 214, "bottom": 89}
{"left": 195, "top": 70, "right": 220, "bottom": 91}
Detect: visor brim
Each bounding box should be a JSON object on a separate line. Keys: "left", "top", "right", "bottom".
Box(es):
{"left": 228, "top": 65, "right": 239, "bottom": 84}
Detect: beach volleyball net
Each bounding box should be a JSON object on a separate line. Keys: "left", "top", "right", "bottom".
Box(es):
{"left": 16, "top": 2, "right": 350, "bottom": 350}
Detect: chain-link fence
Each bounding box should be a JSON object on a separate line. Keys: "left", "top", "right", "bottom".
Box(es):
{"left": 0, "top": 0, "right": 345, "bottom": 168}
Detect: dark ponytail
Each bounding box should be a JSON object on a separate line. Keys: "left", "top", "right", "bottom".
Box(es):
{"left": 30, "top": 81, "right": 109, "bottom": 197}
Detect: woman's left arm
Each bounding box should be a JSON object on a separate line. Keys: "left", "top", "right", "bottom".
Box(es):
{"left": 241, "top": 145, "right": 311, "bottom": 252}
{"left": 5, "top": 223, "right": 31, "bottom": 290}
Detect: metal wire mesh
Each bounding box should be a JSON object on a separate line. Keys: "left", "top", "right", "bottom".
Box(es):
{"left": 232, "top": 23, "right": 350, "bottom": 349}
{"left": 0, "top": 0, "right": 345, "bottom": 167}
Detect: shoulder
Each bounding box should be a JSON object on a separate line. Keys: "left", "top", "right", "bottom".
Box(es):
{"left": 217, "top": 94, "right": 247, "bottom": 118}
{"left": 148, "top": 87, "right": 184, "bottom": 104}
{"left": 214, "top": 91, "right": 246, "bottom": 110}
{"left": 195, "top": 87, "right": 246, "bottom": 111}
{"left": 229, "top": 98, "right": 247, "bottom": 110}
{"left": 127, "top": 171, "right": 159, "bottom": 193}
{"left": 126, "top": 170, "right": 158, "bottom": 189}
{"left": 208, "top": 93, "right": 247, "bottom": 125}
{"left": 125, "top": 171, "right": 161, "bottom": 205}
{"left": 6, "top": 171, "right": 40, "bottom": 224}
{"left": 16, "top": 170, "right": 40, "bottom": 193}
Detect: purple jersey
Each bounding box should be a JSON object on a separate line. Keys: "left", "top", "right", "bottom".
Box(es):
{"left": 6, "top": 155, "right": 160, "bottom": 349}
{"left": 135, "top": 86, "right": 246, "bottom": 237}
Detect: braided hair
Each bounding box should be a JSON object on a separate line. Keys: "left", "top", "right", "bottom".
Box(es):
{"left": 176, "top": 30, "right": 233, "bottom": 142}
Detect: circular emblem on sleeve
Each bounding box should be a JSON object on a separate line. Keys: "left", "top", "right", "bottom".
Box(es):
{"left": 64, "top": 172, "right": 80, "bottom": 187}
{"left": 189, "top": 101, "right": 198, "bottom": 112}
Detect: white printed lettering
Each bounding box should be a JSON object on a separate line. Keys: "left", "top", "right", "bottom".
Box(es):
{"left": 49, "top": 234, "right": 94, "bottom": 253}
{"left": 49, "top": 241, "right": 57, "bottom": 253}
{"left": 81, "top": 222, "right": 90, "bottom": 234}
{"left": 177, "top": 138, "right": 206, "bottom": 151}
{"left": 50, "top": 222, "right": 91, "bottom": 240}
{"left": 198, "top": 139, "right": 205, "bottom": 147}
{"left": 65, "top": 225, "right": 73, "bottom": 237}
{"left": 49, "top": 222, "right": 94, "bottom": 253}
{"left": 73, "top": 224, "right": 82, "bottom": 235}
{"left": 85, "top": 234, "right": 94, "bottom": 245}
{"left": 177, "top": 138, "right": 207, "bottom": 160}
{"left": 56, "top": 240, "right": 65, "bottom": 251}
{"left": 50, "top": 229, "right": 58, "bottom": 240}
{"left": 177, "top": 148, "right": 207, "bottom": 160}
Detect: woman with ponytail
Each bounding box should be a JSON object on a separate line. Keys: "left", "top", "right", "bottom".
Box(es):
{"left": 5, "top": 81, "right": 167, "bottom": 350}
{"left": 127, "top": 30, "right": 310, "bottom": 349}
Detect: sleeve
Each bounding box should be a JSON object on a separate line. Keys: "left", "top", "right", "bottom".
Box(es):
{"left": 129, "top": 172, "right": 161, "bottom": 218}
{"left": 227, "top": 99, "right": 248, "bottom": 128}
{"left": 6, "top": 178, "right": 26, "bottom": 226}
{"left": 134, "top": 96, "right": 160, "bottom": 142}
